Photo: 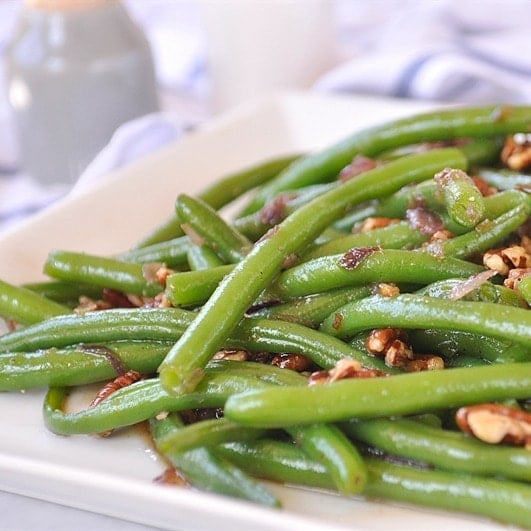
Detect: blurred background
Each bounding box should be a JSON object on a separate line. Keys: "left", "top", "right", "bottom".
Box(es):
{"left": 0, "top": 0, "right": 530, "bottom": 233}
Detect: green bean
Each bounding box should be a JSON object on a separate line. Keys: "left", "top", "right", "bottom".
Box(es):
{"left": 157, "top": 417, "right": 268, "bottom": 454}
{"left": 216, "top": 439, "right": 336, "bottom": 491}
{"left": 150, "top": 413, "right": 280, "bottom": 507}
{"left": 0, "top": 341, "right": 172, "bottom": 390}
{"left": 519, "top": 274, "right": 531, "bottom": 305}
{"left": 223, "top": 363, "right": 531, "bottom": 427}
{"left": 434, "top": 167, "right": 486, "bottom": 229}
{"left": 44, "top": 361, "right": 305, "bottom": 435}
{"left": 364, "top": 457, "right": 531, "bottom": 529}
{"left": 22, "top": 280, "right": 103, "bottom": 306}
{"left": 269, "top": 249, "right": 483, "bottom": 300}
{"left": 186, "top": 244, "right": 224, "bottom": 271}
{"left": 248, "top": 286, "right": 372, "bottom": 328}
{"left": 176, "top": 194, "right": 252, "bottom": 263}
{"left": 119, "top": 235, "right": 190, "bottom": 267}
{"left": 0, "top": 279, "right": 70, "bottom": 325}
{"left": 240, "top": 105, "right": 531, "bottom": 215}
{"left": 158, "top": 149, "right": 468, "bottom": 393}
{"left": 426, "top": 202, "right": 530, "bottom": 259}
{"left": 320, "top": 293, "right": 531, "bottom": 346}
{"left": 408, "top": 329, "right": 531, "bottom": 364}
{"left": 302, "top": 222, "right": 429, "bottom": 261}
{"left": 43, "top": 251, "right": 164, "bottom": 297}
{"left": 165, "top": 265, "right": 234, "bottom": 307}
{"left": 285, "top": 423, "right": 367, "bottom": 494}
{"left": 477, "top": 167, "right": 531, "bottom": 191}
{"left": 137, "top": 153, "right": 301, "bottom": 247}
{"left": 417, "top": 278, "right": 526, "bottom": 307}
{"left": 342, "top": 417, "right": 531, "bottom": 482}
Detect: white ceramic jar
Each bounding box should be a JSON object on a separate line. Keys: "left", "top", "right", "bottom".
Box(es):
{"left": 5, "top": 0, "right": 159, "bottom": 184}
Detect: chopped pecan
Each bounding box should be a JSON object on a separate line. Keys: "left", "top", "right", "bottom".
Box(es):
{"left": 405, "top": 354, "right": 444, "bottom": 372}
{"left": 260, "top": 194, "right": 295, "bottom": 226}
{"left": 375, "top": 283, "right": 400, "bottom": 297}
{"left": 271, "top": 353, "right": 313, "bottom": 372}
{"left": 456, "top": 403, "right": 531, "bottom": 448}
{"left": 365, "top": 328, "right": 407, "bottom": 356}
{"left": 154, "top": 467, "right": 188, "bottom": 486}
{"left": 483, "top": 245, "right": 531, "bottom": 276}
{"left": 90, "top": 370, "right": 143, "bottom": 408}
{"left": 357, "top": 217, "right": 400, "bottom": 232}
{"left": 212, "top": 349, "right": 249, "bottom": 361}
{"left": 384, "top": 339, "right": 414, "bottom": 368}
{"left": 504, "top": 268, "right": 531, "bottom": 291}
{"left": 308, "top": 358, "right": 387, "bottom": 385}
{"left": 501, "top": 133, "right": 531, "bottom": 171}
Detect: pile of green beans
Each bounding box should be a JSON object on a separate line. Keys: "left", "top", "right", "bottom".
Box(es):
{"left": 1, "top": 104, "right": 530, "bottom": 528}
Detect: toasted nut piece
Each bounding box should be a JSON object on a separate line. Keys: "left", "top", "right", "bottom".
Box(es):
{"left": 504, "top": 268, "right": 531, "bottom": 291}
{"left": 501, "top": 133, "right": 531, "bottom": 171}
{"left": 456, "top": 403, "right": 531, "bottom": 448}
{"left": 358, "top": 217, "right": 400, "bottom": 232}
{"left": 502, "top": 245, "right": 531, "bottom": 269}
{"left": 366, "top": 328, "right": 401, "bottom": 355}
{"left": 212, "top": 349, "right": 249, "bottom": 361}
{"left": 308, "top": 359, "right": 387, "bottom": 385}
{"left": 376, "top": 283, "right": 400, "bottom": 297}
{"left": 271, "top": 353, "right": 313, "bottom": 372}
{"left": 406, "top": 354, "right": 445, "bottom": 372}
{"left": 384, "top": 339, "right": 414, "bottom": 368}
{"left": 90, "top": 370, "right": 143, "bottom": 408}
{"left": 483, "top": 249, "right": 510, "bottom": 275}
{"left": 338, "top": 155, "right": 378, "bottom": 182}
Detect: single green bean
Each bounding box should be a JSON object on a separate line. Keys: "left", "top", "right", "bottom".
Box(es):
{"left": 434, "top": 167, "right": 486, "bottom": 228}
{"left": 158, "top": 148, "right": 468, "bottom": 394}
{"left": 186, "top": 244, "right": 224, "bottom": 271}
{"left": 165, "top": 265, "right": 234, "bottom": 307}
{"left": 150, "top": 413, "right": 280, "bottom": 507}
{"left": 216, "top": 439, "right": 336, "bottom": 491}
{"left": 269, "top": 249, "right": 483, "bottom": 299}
{"left": 519, "top": 274, "right": 531, "bottom": 304}
{"left": 408, "top": 329, "right": 530, "bottom": 364}
{"left": 0, "top": 279, "right": 70, "bottom": 325}
{"left": 119, "top": 235, "right": 190, "bottom": 267}
{"left": 343, "top": 417, "right": 531, "bottom": 482}
{"left": 320, "top": 293, "right": 531, "bottom": 346}
{"left": 302, "top": 222, "right": 429, "bottom": 261}
{"left": 248, "top": 286, "right": 372, "bottom": 328}
{"left": 417, "top": 278, "right": 526, "bottom": 307}
{"left": 157, "top": 417, "right": 268, "bottom": 454}
{"left": 477, "top": 167, "right": 531, "bottom": 191}
{"left": 285, "top": 423, "right": 367, "bottom": 494}
{"left": 22, "top": 280, "right": 103, "bottom": 306}
{"left": 364, "top": 457, "right": 531, "bottom": 529}
{"left": 240, "top": 105, "right": 531, "bottom": 215}
{"left": 223, "top": 363, "right": 531, "bottom": 427}
{"left": 176, "top": 194, "right": 252, "bottom": 263}
{"left": 43, "top": 251, "right": 164, "bottom": 297}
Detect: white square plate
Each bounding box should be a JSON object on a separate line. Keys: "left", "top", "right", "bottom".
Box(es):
{"left": 0, "top": 92, "right": 509, "bottom": 530}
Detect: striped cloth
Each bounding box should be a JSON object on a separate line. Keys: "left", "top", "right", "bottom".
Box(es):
{"left": 0, "top": 0, "right": 530, "bottom": 234}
